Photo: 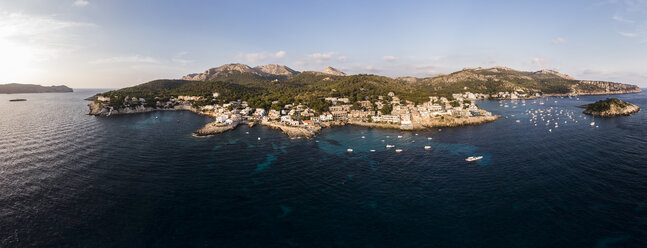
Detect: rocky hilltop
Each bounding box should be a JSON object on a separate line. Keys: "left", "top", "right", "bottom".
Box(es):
{"left": 322, "top": 66, "right": 346, "bottom": 76}
{"left": 182, "top": 64, "right": 348, "bottom": 81}
{"left": 253, "top": 64, "right": 299, "bottom": 77}
{"left": 0, "top": 83, "right": 73, "bottom": 94}
{"left": 182, "top": 63, "right": 299, "bottom": 81}
{"left": 582, "top": 98, "right": 640, "bottom": 117}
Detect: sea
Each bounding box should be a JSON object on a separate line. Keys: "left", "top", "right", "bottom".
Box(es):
{"left": 1, "top": 89, "right": 646, "bottom": 247}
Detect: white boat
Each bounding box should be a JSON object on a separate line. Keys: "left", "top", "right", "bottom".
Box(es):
{"left": 424, "top": 146, "right": 431, "bottom": 150}
{"left": 386, "top": 145, "right": 395, "bottom": 148}
{"left": 427, "top": 137, "right": 433, "bottom": 140}
{"left": 361, "top": 136, "right": 365, "bottom": 139}
{"left": 395, "top": 149, "right": 403, "bottom": 153}
{"left": 258, "top": 137, "right": 261, "bottom": 140}
{"left": 465, "top": 156, "right": 483, "bottom": 162}
{"left": 370, "top": 149, "right": 376, "bottom": 152}
{"left": 397, "top": 135, "right": 403, "bottom": 138}
{"left": 347, "top": 148, "right": 353, "bottom": 152}
{"left": 590, "top": 122, "right": 595, "bottom": 126}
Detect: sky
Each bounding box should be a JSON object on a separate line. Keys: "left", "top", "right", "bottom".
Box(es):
{"left": 1, "top": 0, "right": 647, "bottom": 88}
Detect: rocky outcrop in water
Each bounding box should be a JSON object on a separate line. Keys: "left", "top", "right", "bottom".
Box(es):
{"left": 582, "top": 98, "right": 640, "bottom": 117}
{"left": 193, "top": 121, "right": 240, "bottom": 136}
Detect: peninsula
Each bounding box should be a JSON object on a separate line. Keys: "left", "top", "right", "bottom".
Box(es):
{"left": 88, "top": 64, "right": 641, "bottom": 137}
{"left": 0, "top": 83, "right": 73, "bottom": 94}
{"left": 582, "top": 98, "right": 640, "bottom": 117}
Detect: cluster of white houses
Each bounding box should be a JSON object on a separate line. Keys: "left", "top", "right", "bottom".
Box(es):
{"left": 98, "top": 91, "right": 493, "bottom": 129}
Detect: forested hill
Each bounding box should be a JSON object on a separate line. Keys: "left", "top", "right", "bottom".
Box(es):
{"left": 0, "top": 83, "right": 73, "bottom": 94}
{"left": 98, "top": 64, "right": 641, "bottom": 109}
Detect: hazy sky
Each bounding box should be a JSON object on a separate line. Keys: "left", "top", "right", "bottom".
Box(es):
{"left": 1, "top": 0, "right": 646, "bottom": 88}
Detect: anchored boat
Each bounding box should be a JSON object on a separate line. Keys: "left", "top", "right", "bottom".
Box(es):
{"left": 465, "top": 156, "right": 483, "bottom": 162}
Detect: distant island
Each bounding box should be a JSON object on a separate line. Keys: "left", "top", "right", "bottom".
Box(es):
{"left": 582, "top": 98, "right": 640, "bottom": 117}
{"left": 0, "top": 83, "right": 73, "bottom": 94}
{"left": 88, "top": 64, "right": 641, "bottom": 137}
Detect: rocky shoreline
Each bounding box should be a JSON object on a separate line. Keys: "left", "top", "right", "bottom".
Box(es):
{"left": 260, "top": 120, "right": 321, "bottom": 138}
{"left": 89, "top": 102, "right": 499, "bottom": 138}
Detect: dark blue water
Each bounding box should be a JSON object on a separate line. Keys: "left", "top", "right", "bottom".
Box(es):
{"left": 1, "top": 89, "right": 646, "bottom": 247}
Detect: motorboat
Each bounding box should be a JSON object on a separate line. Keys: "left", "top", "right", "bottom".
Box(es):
{"left": 465, "top": 156, "right": 483, "bottom": 162}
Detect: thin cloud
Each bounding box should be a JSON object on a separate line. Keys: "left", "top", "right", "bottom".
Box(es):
{"left": 364, "top": 65, "right": 380, "bottom": 73}
{"left": 91, "top": 55, "right": 161, "bottom": 64}
{"left": 531, "top": 57, "right": 548, "bottom": 67}
{"left": 172, "top": 58, "right": 193, "bottom": 65}
{"left": 73, "top": 0, "right": 89, "bottom": 7}
{"left": 383, "top": 56, "right": 398, "bottom": 62}
{"left": 551, "top": 37, "right": 566, "bottom": 45}
{"left": 618, "top": 31, "right": 639, "bottom": 37}
{"left": 337, "top": 56, "right": 348, "bottom": 62}
{"left": 305, "top": 52, "right": 336, "bottom": 64}
{"left": 612, "top": 15, "right": 635, "bottom": 23}
{"left": 308, "top": 52, "right": 334, "bottom": 61}
{"left": 237, "top": 50, "right": 286, "bottom": 63}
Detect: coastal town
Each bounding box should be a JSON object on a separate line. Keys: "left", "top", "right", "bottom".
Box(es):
{"left": 91, "top": 91, "right": 498, "bottom": 138}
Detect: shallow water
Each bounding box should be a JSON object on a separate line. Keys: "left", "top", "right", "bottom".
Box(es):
{"left": 1, "top": 89, "right": 646, "bottom": 247}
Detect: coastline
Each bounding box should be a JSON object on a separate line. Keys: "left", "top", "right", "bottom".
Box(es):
{"left": 88, "top": 90, "right": 634, "bottom": 138}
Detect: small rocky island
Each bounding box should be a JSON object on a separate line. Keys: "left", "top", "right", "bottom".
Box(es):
{"left": 582, "top": 98, "right": 640, "bottom": 117}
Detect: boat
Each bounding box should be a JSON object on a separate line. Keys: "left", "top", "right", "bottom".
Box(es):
{"left": 370, "top": 149, "right": 376, "bottom": 152}
{"left": 465, "top": 156, "right": 483, "bottom": 162}
{"left": 395, "top": 149, "right": 403, "bottom": 153}
{"left": 424, "top": 146, "right": 431, "bottom": 150}
{"left": 590, "top": 122, "right": 595, "bottom": 126}
{"left": 257, "top": 137, "right": 261, "bottom": 140}
{"left": 347, "top": 149, "right": 353, "bottom": 152}
{"left": 9, "top": 99, "right": 26, "bottom": 102}
{"left": 427, "top": 137, "right": 433, "bottom": 140}
{"left": 386, "top": 145, "right": 395, "bottom": 148}
{"left": 397, "top": 135, "right": 403, "bottom": 138}
{"left": 361, "top": 136, "right": 365, "bottom": 139}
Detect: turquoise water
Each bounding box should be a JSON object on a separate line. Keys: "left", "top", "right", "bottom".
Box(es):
{"left": 1, "top": 89, "right": 646, "bottom": 247}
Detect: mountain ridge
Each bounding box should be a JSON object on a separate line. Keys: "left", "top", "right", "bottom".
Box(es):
{"left": 0, "top": 83, "right": 73, "bottom": 94}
